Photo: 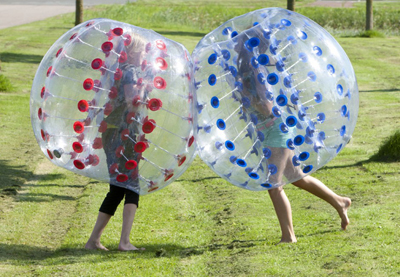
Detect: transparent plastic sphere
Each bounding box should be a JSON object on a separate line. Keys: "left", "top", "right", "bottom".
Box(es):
{"left": 31, "top": 19, "right": 197, "bottom": 195}
{"left": 192, "top": 8, "right": 359, "bottom": 191}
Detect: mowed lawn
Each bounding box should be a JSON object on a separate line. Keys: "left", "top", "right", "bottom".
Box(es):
{"left": 0, "top": 1, "right": 399, "bottom": 276}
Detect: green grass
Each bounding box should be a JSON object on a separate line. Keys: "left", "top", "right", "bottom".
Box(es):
{"left": 371, "top": 130, "right": 400, "bottom": 162}
{"left": 0, "top": 74, "right": 14, "bottom": 92}
{"left": 1, "top": 1, "right": 400, "bottom": 276}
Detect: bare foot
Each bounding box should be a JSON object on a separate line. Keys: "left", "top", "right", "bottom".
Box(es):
{"left": 85, "top": 241, "right": 109, "bottom": 251}
{"left": 118, "top": 243, "right": 146, "bottom": 251}
{"left": 339, "top": 197, "right": 351, "bottom": 230}
{"left": 276, "top": 237, "right": 297, "bottom": 245}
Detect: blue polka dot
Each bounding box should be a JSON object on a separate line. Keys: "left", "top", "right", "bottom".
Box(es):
{"left": 225, "top": 140, "right": 235, "bottom": 151}
{"left": 267, "top": 73, "right": 279, "bottom": 85}
{"left": 313, "top": 46, "right": 322, "bottom": 56}
{"left": 303, "top": 165, "right": 313, "bottom": 173}
{"left": 208, "top": 53, "right": 217, "bottom": 64}
{"left": 222, "top": 27, "right": 232, "bottom": 35}
{"left": 210, "top": 96, "right": 219, "bottom": 108}
{"left": 249, "top": 172, "right": 259, "bottom": 179}
{"left": 216, "top": 119, "right": 226, "bottom": 130}
{"left": 236, "top": 159, "right": 247, "bottom": 167}
{"left": 221, "top": 50, "right": 231, "bottom": 61}
{"left": 208, "top": 74, "right": 217, "bottom": 86}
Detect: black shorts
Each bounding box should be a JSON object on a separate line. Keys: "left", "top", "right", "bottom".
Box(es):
{"left": 99, "top": 185, "right": 140, "bottom": 216}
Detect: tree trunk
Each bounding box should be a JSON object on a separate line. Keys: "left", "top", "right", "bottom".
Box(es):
{"left": 287, "top": 0, "right": 295, "bottom": 11}
{"left": 75, "top": 0, "right": 83, "bottom": 26}
{"left": 366, "top": 0, "right": 373, "bottom": 30}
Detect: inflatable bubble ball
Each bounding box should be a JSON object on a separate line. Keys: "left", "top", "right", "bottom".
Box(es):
{"left": 31, "top": 19, "right": 197, "bottom": 195}
{"left": 192, "top": 8, "right": 359, "bottom": 191}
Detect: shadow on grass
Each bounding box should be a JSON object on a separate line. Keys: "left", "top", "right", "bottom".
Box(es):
{"left": 177, "top": 176, "right": 220, "bottom": 183}
{"left": 0, "top": 52, "right": 43, "bottom": 64}
{"left": 0, "top": 239, "right": 265, "bottom": 264}
{"left": 156, "top": 30, "right": 207, "bottom": 37}
{"left": 319, "top": 155, "right": 399, "bottom": 172}
{"left": 0, "top": 159, "right": 77, "bottom": 202}
{"left": 359, "top": 88, "right": 399, "bottom": 93}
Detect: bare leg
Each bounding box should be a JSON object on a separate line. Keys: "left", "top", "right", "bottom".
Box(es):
{"left": 266, "top": 148, "right": 298, "bottom": 243}
{"left": 118, "top": 204, "right": 145, "bottom": 251}
{"left": 292, "top": 175, "right": 351, "bottom": 230}
{"left": 85, "top": 212, "right": 112, "bottom": 250}
{"left": 268, "top": 187, "right": 297, "bottom": 243}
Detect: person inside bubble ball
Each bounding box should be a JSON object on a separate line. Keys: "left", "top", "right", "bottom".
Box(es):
{"left": 234, "top": 27, "right": 351, "bottom": 243}
{"left": 85, "top": 31, "right": 147, "bottom": 251}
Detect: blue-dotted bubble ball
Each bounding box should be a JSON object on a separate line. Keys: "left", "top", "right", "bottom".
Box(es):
{"left": 31, "top": 19, "right": 197, "bottom": 195}
{"left": 192, "top": 8, "right": 358, "bottom": 191}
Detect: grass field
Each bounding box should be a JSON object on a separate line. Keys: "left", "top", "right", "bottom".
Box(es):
{"left": 1, "top": 1, "right": 400, "bottom": 276}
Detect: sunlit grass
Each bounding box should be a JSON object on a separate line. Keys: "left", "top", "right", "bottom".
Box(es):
{"left": 0, "top": 1, "right": 400, "bottom": 276}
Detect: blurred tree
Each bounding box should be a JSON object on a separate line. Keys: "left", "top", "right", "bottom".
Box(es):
{"left": 76, "top": 0, "right": 83, "bottom": 26}
{"left": 366, "top": 0, "right": 373, "bottom": 30}
{"left": 287, "top": 0, "right": 295, "bottom": 11}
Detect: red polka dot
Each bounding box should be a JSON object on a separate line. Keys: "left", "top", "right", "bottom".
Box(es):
{"left": 137, "top": 78, "right": 143, "bottom": 86}
{"left": 125, "top": 160, "right": 137, "bottom": 170}
{"left": 83, "top": 78, "right": 94, "bottom": 90}
{"left": 46, "top": 66, "right": 53, "bottom": 77}
{"left": 91, "top": 154, "right": 100, "bottom": 166}
{"left": 92, "top": 137, "right": 103, "bottom": 149}
{"left": 155, "top": 40, "right": 166, "bottom": 51}
{"left": 126, "top": 112, "right": 136, "bottom": 124}
{"left": 73, "top": 121, "right": 84, "bottom": 133}
{"left": 177, "top": 155, "right": 187, "bottom": 166}
{"left": 132, "top": 95, "right": 141, "bottom": 107}
{"left": 119, "top": 51, "right": 127, "bottom": 63}
{"left": 47, "top": 149, "right": 53, "bottom": 159}
{"left": 188, "top": 136, "right": 195, "bottom": 147}
{"left": 41, "top": 129, "right": 46, "bottom": 140}
{"left": 121, "top": 129, "right": 130, "bottom": 141}
{"left": 38, "top": 108, "right": 43, "bottom": 120}
{"left": 87, "top": 154, "right": 95, "bottom": 165}
{"left": 141, "top": 60, "right": 147, "bottom": 71}
{"left": 56, "top": 48, "right": 63, "bottom": 58}
{"left": 153, "top": 76, "right": 166, "bottom": 90}
{"left": 145, "top": 42, "right": 152, "bottom": 53}
{"left": 104, "top": 102, "right": 113, "bottom": 116}
{"left": 117, "top": 174, "right": 128, "bottom": 182}
{"left": 116, "top": 146, "right": 125, "bottom": 158}
{"left": 123, "top": 34, "right": 132, "bottom": 46}
{"left": 72, "top": 142, "right": 83, "bottom": 153}
{"left": 148, "top": 186, "right": 159, "bottom": 193}
{"left": 113, "top": 27, "right": 123, "bottom": 36}
{"left": 142, "top": 120, "right": 156, "bottom": 134}
{"left": 109, "top": 163, "right": 119, "bottom": 174}
{"left": 109, "top": 86, "right": 118, "bottom": 99}
{"left": 114, "top": 68, "right": 123, "bottom": 80}
{"left": 74, "top": 160, "right": 85, "bottom": 170}
{"left": 77, "top": 100, "right": 89, "bottom": 112}
{"left": 147, "top": 98, "right": 162, "bottom": 111}
{"left": 40, "top": 87, "right": 46, "bottom": 98}
{"left": 164, "top": 173, "right": 174, "bottom": 182}
{"left": 101, "top": 41, "right": 113, "bottom": 52}
{"left": 156, "top": 57, "right": 168, "bottom": 70}
{"left": 86, "top": 21, "right": 95, "bottom": 27}
{"left": 134, "top": 141, "right": 147, "bottom": 153}
{"left": 98, "top": 121, "right": 108, "bottom": 133}
{"left": 91, "top": 58, "right": 103, "bottom": 70}
{"left": 69, "top": 33, "right": 77, "bottom": 40}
